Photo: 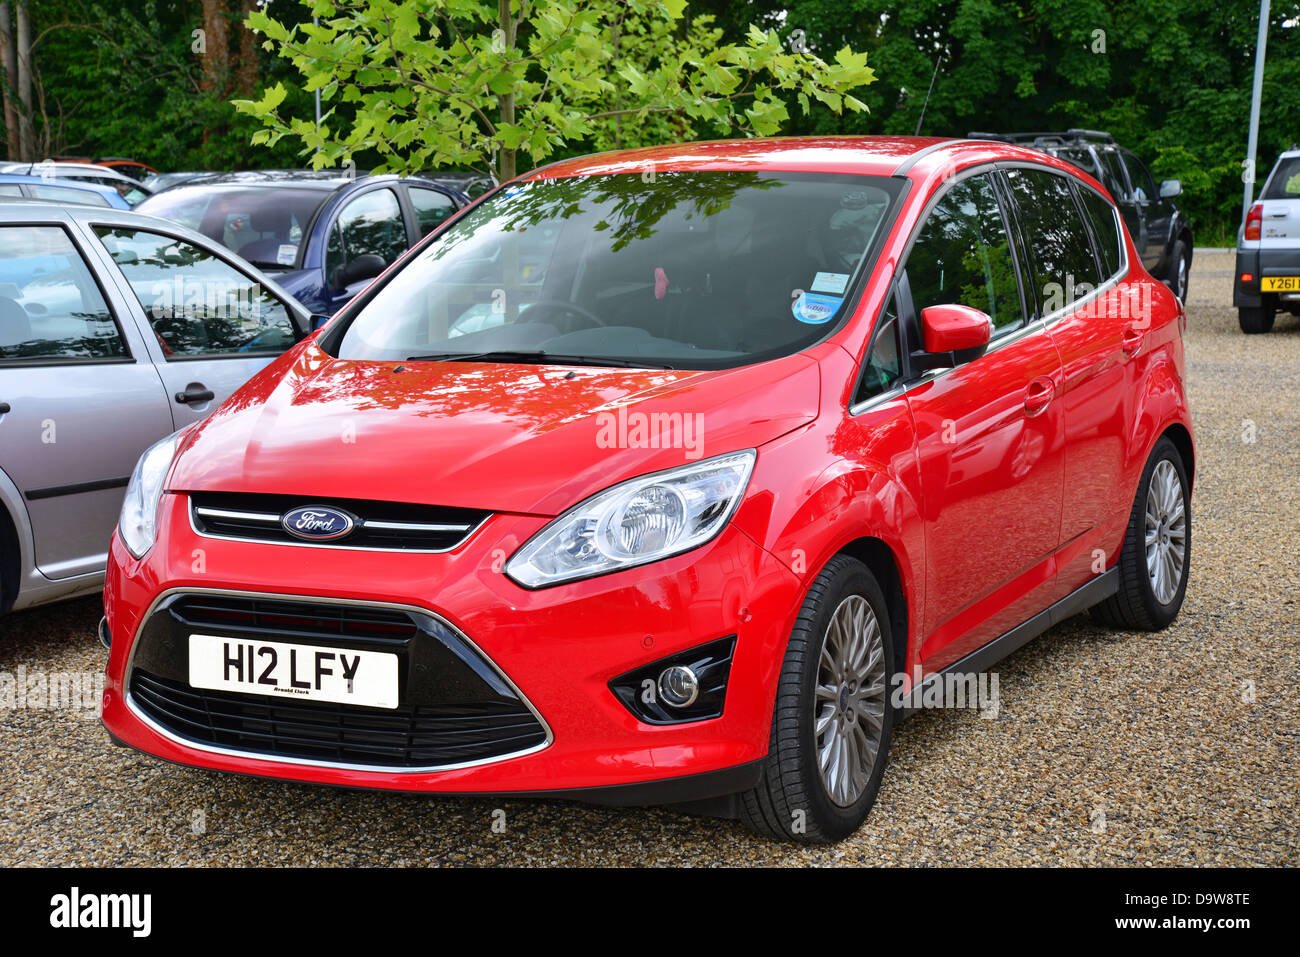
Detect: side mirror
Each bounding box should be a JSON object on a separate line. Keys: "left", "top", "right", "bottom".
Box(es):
{"left": 1158, "top": 179, "right": 1182, "bottom": 199}
{"left": 911, "top": 304, "right": 993, "bottom": 371}
{"left": 330, "top": 253, "right": 386, "bottom": 290}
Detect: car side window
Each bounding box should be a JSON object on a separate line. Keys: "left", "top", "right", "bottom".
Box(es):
{"left": 905, "top": 173, "right": 1024, "bottom": 337}
{"left": 1119, "top": 151, "right": 1157, "bottom": 204}
{"left": 0, "top": 225, "right": 126, "bottom": 361}
{"left": 409, "top": 187, "right": 457, "bottom": 236}
{"left": 30, "top": 183, "right": 111, "bottom": 207}
{"left": 1096, "top": 149, "right": 1130, "bottom": 201}
{"left": 94, "top": 227, "right": 297, "bottom": 359}
{"left": 328, "top": 188, "right": 407, "bottom": 275}
{"left": 0, "top": 184, "right": 23, "bottom": 197}
{"left": 854, "top": 295, "right": 902, "bottom": 405}
{"left": 1075, "top": 185, "right": 1123, "bottom": 279}
{"left": 1002, "top": 168, "right": 1103, "bottom": 306}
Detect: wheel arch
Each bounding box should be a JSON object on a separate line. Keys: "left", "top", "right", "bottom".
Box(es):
{"left": 836, "top": 537, "right": 909, "bottom": 683}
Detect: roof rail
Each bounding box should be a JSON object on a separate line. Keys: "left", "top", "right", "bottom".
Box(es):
{"left": 966, "top": 128, "right": 1115, "bottom": 146}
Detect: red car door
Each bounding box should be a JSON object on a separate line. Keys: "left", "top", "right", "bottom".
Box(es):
{"left": 899, "top": 171, "right": 1065, "bottom": 672}
{"left": 1022, "top": 174, "right": 1147, "bottom": 598}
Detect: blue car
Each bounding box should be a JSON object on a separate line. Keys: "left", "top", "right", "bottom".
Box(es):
{"left": 134, "top": 170, "right": 469, "bottom": 317}
{"left": 0, "top": 174, "right": 132, "bottom": 209}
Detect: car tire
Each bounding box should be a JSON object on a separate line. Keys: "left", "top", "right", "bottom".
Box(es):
{"left": 1238, "top": 305, "right": 1275, "bottom": 334}
{"left": 1090, "top": 436, "right": 1191, "bottom": 631}
{"left": 740, "top": 554, "right": 894, "bottom": 843}
{"left": 1169, "top": 239, "right": 1190, "bottom": 303}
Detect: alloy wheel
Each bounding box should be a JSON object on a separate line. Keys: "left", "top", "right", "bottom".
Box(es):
{"left": 814, "top": 595, "right": 888, "bottom": 807}
{"left": 1145, "top": 459, "right": 1187, "bottom": 605}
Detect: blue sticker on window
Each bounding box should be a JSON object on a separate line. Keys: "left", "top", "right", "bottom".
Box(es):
{"left": 792, "top": 292, "right": 842, "bottom": 324}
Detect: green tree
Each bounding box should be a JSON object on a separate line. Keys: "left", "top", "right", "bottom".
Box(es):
{"left": 235, "top": 0, "right": 878, "bottom": 181}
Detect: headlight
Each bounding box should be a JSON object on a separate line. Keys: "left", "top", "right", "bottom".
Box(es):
{"left": 506, "top": 450, "right": 756, "bottom": 588}
{"left": 118, "top": 432, "right": 182, "bottom": 559}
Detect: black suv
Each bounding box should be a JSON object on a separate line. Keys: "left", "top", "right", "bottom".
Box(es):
{"left": 969, "top": 129, "right": 1193, "bottom": 302}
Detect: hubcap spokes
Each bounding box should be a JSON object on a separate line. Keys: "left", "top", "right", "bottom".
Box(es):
{"left": 1144, "top": 459, "right": 1186, "bottom": 605}
{"left": 815, "top": 595, "right": 887, "bottom": 807}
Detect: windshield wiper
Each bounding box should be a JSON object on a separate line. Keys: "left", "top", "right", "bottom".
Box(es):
{"left": 403, "top": 350, "right": 675, "bottom": 370}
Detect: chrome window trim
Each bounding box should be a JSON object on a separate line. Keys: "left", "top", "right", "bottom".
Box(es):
{"left": 188, "top": 497, "right": 489, "bottom": 554}
{"left": 122, "top": 585, "right": 554, "bottom": 774}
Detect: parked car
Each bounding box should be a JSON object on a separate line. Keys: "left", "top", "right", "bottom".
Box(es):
{"left": 140, "top": 170, "right": 212, "bottom": 193}
{"left": 0, "top": 174, "right": 131, "bottom": 209}
{"left": 969, "top": 129, "right": 1193, "bottom": 302}
{"left": 99, "top": 136, "right": 1194, "bottom": 843}
{"left": 134, "top": 171, "right": 469, "bottom": 316}
{"left": 0, "top": 202, "right": 310, "bottom": 617}
{"left": 53, "top": 157, "right": 160, "bottom": 182}
{"left": 0, "top": 161, "right": 153, "bottom": 206}
{"left": 1235, "top": 146, "right": 1300, "bottom": 333}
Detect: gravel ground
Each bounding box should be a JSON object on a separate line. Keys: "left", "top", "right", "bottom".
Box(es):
{"left": 2, "top": 248, "right": 1297, "bottom": 866}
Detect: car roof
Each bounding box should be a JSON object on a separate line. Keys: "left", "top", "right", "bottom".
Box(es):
{"left": 521, "top": 136, "right": 1106, "bottom": 197}
{"left": 0, "top": 174, "right": 125, "bottom": 200}
{"left": 0, "top": 160, "right": 139, "bottom": 181}
{"left": 162, "top": 169, "right": 457, "bottom": 193}
{"left": 525, "top": 136, "right": 959, "bottom": 180}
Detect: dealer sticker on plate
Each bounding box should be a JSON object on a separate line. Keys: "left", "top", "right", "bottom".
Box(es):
{"left": 188, "top": 634, "right": 399, "bottom": 709}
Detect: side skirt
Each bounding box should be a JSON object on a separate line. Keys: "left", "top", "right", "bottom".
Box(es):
{"left": 900, "top": 568, "right": 1119, "bottom": 716}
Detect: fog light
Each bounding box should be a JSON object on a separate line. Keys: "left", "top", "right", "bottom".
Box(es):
{"left": 658, "top": 665, "right": 699, "bottom": 708}
{"left": 609, "top": 636, "right": 735, "bottom": 725}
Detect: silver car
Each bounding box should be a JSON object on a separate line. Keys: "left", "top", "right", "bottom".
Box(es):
{"left": 1235, "top": 146, "right": 1300, "bottom": 333}
{"left": 0, "top": 201, "right": 309, "bottom": 615}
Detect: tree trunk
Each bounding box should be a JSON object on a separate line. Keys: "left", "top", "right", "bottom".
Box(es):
{"left": 199, "top": 0, "right": 231, "bottom": 98}
{"left": 15, "top": 0, "right": 31, "bottom": 160}
{"left": 234, "top": 0, "right": 258, "bottom": 97}
{"left": 0, "top": 3, "right": 18, "bottom": 161}
{"left": 496, "top": 0, "right": 515, "bottom": 181}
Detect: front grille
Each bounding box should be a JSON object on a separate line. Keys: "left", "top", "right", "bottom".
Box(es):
{"left": 127, "top": 593, "right": 549, "bottom": 770}
{"left": 131, "top": 671, "right": 548, "bottom": 768}
{"left": 170, "top": 594, "right": 419, "bottom": 644}
{"left": 189, "top": 491, "right": 489, "bottom": 551}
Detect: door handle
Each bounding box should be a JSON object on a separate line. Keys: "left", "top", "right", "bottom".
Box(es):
{"left": 174, "top": 385, "right": 215, "bottom": 405}
{"left": 1121, "top": 325, "right": 1145, "bottom": 356}
{"left": 1024, "top": 376, "right": 1055, "bottom": 416}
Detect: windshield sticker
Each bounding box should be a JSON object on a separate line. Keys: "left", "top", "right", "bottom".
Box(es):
{"left": 811, "top": 271, "right": 850, "bottom": 295}
{"left": 792, "top": 292, "right": 842, "bottom": 325}
{"left": 276, "top": 244, "right": 297, "bottom": 266}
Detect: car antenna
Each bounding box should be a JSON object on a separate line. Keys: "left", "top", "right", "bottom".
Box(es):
{"left": 914, "top": 46, "right": 948, "bottom": 137}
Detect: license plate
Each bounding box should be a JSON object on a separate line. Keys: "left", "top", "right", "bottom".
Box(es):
{"left": 1261, "top": 276, "right": 1300, "bottom": 292}
{"left": 188, "top": 634, "right": 399, "bottom": 709}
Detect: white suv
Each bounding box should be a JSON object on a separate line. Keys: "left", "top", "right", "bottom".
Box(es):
{"left": 1236, "top": 148, "right": 1300, "bottom": 333}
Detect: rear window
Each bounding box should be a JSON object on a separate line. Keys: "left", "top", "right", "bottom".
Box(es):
{"left": 1262, "top": 157, "right": 1300, "bottom": 200}
{"left": 135, "top": 186, "right": 329, "bottom": 269}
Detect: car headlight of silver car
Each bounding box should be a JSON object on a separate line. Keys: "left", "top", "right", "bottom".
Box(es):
{"left": 118, "top": 432, "right": 182, "bottom": 559}
{"left": 506, "top": 450, "right": 756, "bottom": 588}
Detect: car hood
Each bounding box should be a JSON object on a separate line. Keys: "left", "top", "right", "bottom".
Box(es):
{"left": 169, "top": 341, "right": 821, "bottom": 515}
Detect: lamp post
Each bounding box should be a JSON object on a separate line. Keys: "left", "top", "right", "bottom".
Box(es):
{"left": 1243, "top": 0, "right": 1270, "bottom": 223}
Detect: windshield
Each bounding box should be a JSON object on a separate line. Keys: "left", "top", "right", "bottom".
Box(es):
{"left": 330, "top": 170, "right": 901, "bottom": 369}
{"left": 135, "top": 186, "right": 329, "bottom": 270}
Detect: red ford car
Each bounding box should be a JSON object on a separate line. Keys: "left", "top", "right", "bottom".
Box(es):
{"left": 99, "top": 136, "right": 1194, "bottom": 843}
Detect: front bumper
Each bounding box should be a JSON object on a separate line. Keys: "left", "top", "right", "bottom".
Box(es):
{"left": 100, "top": 492, "right": 802, "bottom": 800}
